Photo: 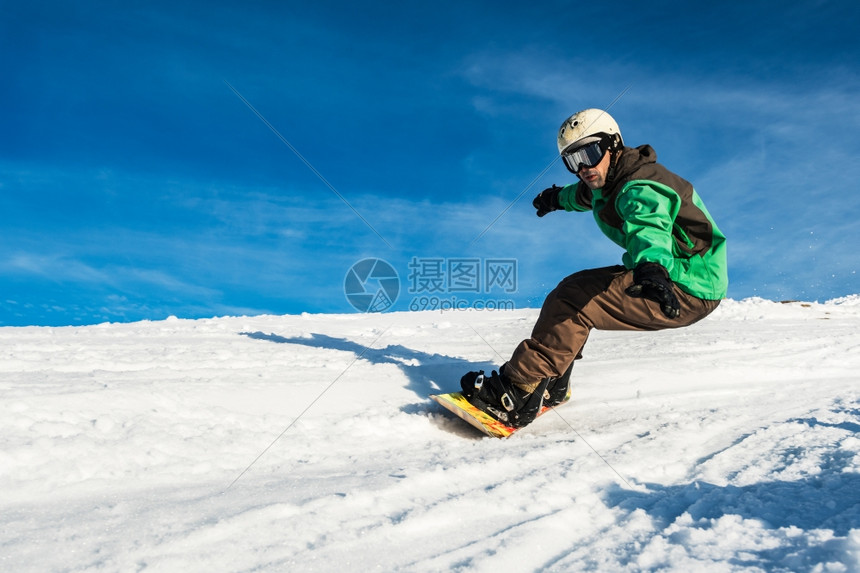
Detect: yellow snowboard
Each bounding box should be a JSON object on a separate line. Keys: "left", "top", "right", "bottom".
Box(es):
{"left": 430, "top": 391, "right": 570, "bottom": 438}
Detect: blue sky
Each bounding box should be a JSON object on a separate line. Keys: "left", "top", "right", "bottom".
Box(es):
{"left": 2, "top": 0, "right": 859, "bottom": 326}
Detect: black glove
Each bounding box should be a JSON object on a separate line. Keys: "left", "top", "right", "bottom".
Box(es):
{"left": 532, "top": 185, "right": 563, "bottom": 217}
{"left": 625, "top": 262, "right": 681, "bottom": 319}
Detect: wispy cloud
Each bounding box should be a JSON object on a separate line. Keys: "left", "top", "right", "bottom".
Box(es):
{"left": 2, "top": 254, "right": 106, "bottom": 284}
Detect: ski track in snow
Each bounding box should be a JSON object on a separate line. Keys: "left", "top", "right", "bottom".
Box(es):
{"left": 2, "top": 297, "right": 860, "bottom": 572}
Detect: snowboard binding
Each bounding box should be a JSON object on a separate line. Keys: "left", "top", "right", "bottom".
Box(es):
{"left": 543, "top": 363, "right": 573, "bottom": 407}
{"left": 460, "top": 369, "right": 553, "bottom": 428}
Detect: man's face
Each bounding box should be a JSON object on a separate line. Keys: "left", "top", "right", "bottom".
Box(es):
{"left": 577, "top": 150, "right": 612, "bottom": 190}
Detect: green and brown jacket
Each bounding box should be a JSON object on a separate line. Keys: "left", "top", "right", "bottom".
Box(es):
{"left": 558, "top": 145, "right": 728, "bottom": 300}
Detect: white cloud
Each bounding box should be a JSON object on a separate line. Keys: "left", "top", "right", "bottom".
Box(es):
{"left": 2, "top": 254, "right": 112, "bottom": 285}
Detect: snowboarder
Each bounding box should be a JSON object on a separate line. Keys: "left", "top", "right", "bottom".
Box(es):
{"left": 461, "top": 108, "right": 728, "bottom": 428}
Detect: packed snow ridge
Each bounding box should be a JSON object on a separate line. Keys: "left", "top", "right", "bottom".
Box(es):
{"left": 2, "top": 296, "right": 859, "bottom": 572}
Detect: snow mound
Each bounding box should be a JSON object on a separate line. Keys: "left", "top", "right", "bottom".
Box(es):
{"left": 829, "top": 294, "right": 860, "bottom": 306}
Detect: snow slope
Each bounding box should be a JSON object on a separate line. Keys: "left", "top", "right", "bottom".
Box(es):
{"left": 2, "top": 297, "right": 860, "bottom": 572}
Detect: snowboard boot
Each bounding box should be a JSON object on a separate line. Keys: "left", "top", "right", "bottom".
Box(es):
{"left": 460, "top": 369, "right": 552, "bottom": 428}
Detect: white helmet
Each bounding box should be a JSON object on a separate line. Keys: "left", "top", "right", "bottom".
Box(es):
{"left": 557, "top": 108, "right": 623, "bottom": 155}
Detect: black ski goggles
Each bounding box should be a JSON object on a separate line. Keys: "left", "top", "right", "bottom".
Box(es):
{"left": 561, "top": 138, "right": 608, "bottom": 173}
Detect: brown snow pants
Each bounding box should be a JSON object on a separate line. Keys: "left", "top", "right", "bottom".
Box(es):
{"left": 505, "top": 265, "right": 721, "bottom": 392}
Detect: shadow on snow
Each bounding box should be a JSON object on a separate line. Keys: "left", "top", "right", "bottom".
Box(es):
{"left": 238, "top": 331, "right": 496, "bottom": 416}
{"left": 605, "top": 407, "right": 860, "bottom": 566}
{"left": 606, "top": 473, "right": 860, "bottom": 538}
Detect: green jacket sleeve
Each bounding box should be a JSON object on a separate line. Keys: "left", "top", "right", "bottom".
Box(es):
{"left": 558, "top": 183, "right": 592, "bottom": 212}
{"left": 615, "top": 181, "right": 681, "bottom": 272}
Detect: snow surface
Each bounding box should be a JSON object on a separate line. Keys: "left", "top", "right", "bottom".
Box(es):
{"left": 2, "top": 297, "right": 860, "bottom": 572}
